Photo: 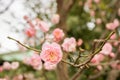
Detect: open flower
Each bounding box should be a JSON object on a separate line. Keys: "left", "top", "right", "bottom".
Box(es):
{"left": 40, "top": 42, "right": 63, "bottom": 64}
{"left": 77, "top": 39, "right": 83, "bottom": 46}
{"left": 100, "top": 43, "right": 112, "bottom": 55}
{"left": 36, "top": 19, "right": 49, "bottom": 32}
{"left": 91, "top": 54, "right": 104, "bottom": 64}
{"left": 110, "top": 33, "right": 116, "bottom": 39}
{"left": 51, "top": 14, "right": 60, "bottom": 24}
{"left": 62, "top": 37, "right": 76, "bottom": 52}
{"left": 11, "top": 62, "right": 19, "bottom": 70}
{"left": 52, "top": 28, "right": 64, "bottom": 42}
{"left": 25, "top": 27, "right": 36, "bottom": 37}
{"left": 3, "top": 62, "right": 11, "bottom": 70}
{"left": 106, "top": 19, "right": 119, "bottom": 30}
{"left": 44, "top": 62, "right": 57, "bottom": 70}
{"left": 0, "top": 66, "right": 3, "bottom": 72}
{"left": 29, "top": 54, "right": 42, "bottom": 70}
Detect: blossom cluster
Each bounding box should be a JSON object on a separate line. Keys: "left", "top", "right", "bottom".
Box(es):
{"left": 22, "top": 14, "right": 83, "bottom": 70}
{"left": 0, "top": 62, "right": 19, "bottom": 72}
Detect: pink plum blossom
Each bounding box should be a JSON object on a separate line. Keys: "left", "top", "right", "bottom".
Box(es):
{"left": 94, "top": 0, "right": 100, "bottom": 4}
{"left": 24, "top": 16, "right": 35, "bottom": 28}
{"left": 97, "top": 65, "right": 103, "bottom": 71}
{"left": 116, "top": 64, "right": 120, "bottom": 70}
{"left": 40, "top": 42, "right": 63, "bottom": 64}
{"left": 100, "top": 43, "right": 112, "bottom": 55}
{"left": 23, "top": 57, "right": 31, "bottom": 65}
{"left": 109, "top": 52, "right": 115, "bottom": 58}
{"left": 110, "top": 33, "right": 116, "bottom": 40}
{"left": 25, "top": 27, "right": 36, "bottom": 37}
{"left": 110, "top": 62, "right": 120, "bottom": 69}
{"left": 33, "top": 64, "right": 43, "bottom": 70}
{"left": 91, "top": 54, "right": 104, "bottom": 64}
{"left": 52, "top": 28, "right": 64, "bottom": 42}
{"left": 106, "top": 19, "right": 119, "bottom": 30}
{"left": 113, "top": 41, "right": 119, "bottom": 47}
{"left": 77, "top": 39, "right": 83, "bottom": 46}
{"left": 90, "top": 10, "right": 95, "bottom": 17}
{"left": 44, "top": 62, "right": 57, "bottom": 70}
{"left": 113, "top": 19, "right": 119, "bottom": 28}
{"left": 62, "top": 37, "right": 76, "bottom": 52}
{"left": 36, "top": 18, "right": 49, "bottom": 32}
{"left": 51, "top": 14, "right": 60, "bottom": 24}
{"left": 24, "top": 15, "right": 29, "bottom": 21}
{"left": 0, "top": 66, "right": 3, "bottom": 72}
{"left": 29, "top": 54, "right": 42, "bottom": 70}
{"left": 3, "top": 62, "right": 11, "bottom": 70}
{"left": 106, "top": 23, "right": 115, "bottom": 30}
{"left": 11, "top": 62, "right": 19, "bottom": 70}
{"left": 96, "top": 18, "right": 102, "bottom": 25}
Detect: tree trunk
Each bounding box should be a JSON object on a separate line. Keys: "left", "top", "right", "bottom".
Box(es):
{"left": 56, "top": 0, "right": 76, "bottom": 80}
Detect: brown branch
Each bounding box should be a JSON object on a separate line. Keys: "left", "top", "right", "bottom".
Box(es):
{"left": 0, "top": 0, "right": 14, "bottom": 14}
{"left": 94, "top": 39, "right": 120, "bottom": 43}
{"left": 62, "top": 31, "right": 115, "bottom": 68}
{"left": 7, "top": 36, "right": 41, "bottom": 52}
{"left": 71, "top": 66, "right": 86, "bottom": 80}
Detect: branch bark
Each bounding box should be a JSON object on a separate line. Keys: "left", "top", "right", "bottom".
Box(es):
{"left": 0, "top": 0, "right": 14, "bottom": 14}
{"left": 56, "top": 0, "right": 77, "bottom": 80}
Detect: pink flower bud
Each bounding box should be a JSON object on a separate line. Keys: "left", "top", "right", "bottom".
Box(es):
{"left": 11, "top": 62, "right": 19, "bottom": 70}
{"left": 96, "top": 18, "right": 102, "bottom": 25}
{"left": 52, "top": 28, "right": 64, "bottom": 42}
{"left": 23, "top": 57, "right": 31, "bottom": 65}
{"left": 29, "top": 54, "right": 42, "bottom": 70}
{"left": 113, "top": 41, "right": 119, "bottom": 47}
{"left": 44, "top": 62, "right": 57, "bottom": 70}
{"left": 36, "top": 19, "right": 49, "bottom": 32}
{"left": 62, "top": 37, "right": 76, "bottom": 52}
{"left": 116, "top": 64, "right": 120, "bottom": 70}
{"left": 109, "top": 52, "right": 115, "bottom": 58}
{"left": 23, "top": 15, "right": 29, "bottom": 21}
{"left": 91, "top": 54, "right": 104, "bottom": 64}
{"left": 106, "top": 19, "right": 119, "bottom": 30}
{"left": 110, "top": 33, "right": 116, "bottom": 40}
{"left": 25, "top": 27, "right": 36, "bottom": 37}
{"left": 3, "top": 62, "right": 11, "bottom": 70}
{"left": 77, "top": 39, "right": 83, "bottom": 46}
{"left": 51, "top": 14, "right": 60, "bottom": 24}
{"left": 97, "top": 65, "right": 102, "bottom": 71}
{"left": 110, "top": 63, "right": 117, "bottom": 69}
{"left": 113, "top": 19, "right": 119, "bottom": 28}
{"left": 100, "top": 43, "right": 112, "bottom": 55}
{"left": 0, "top": 66, "right": 3, "bottom": 72}
{"left": 106, "top": 23, "right": 115, "bottom": 30}
{"left": 90, "top": 10, "right": 95, "bottom": 17}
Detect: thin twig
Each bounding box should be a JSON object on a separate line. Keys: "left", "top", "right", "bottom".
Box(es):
{"left": 7, "top": 36, "right": 41, "bottom": 52}
{"left": 94, "top": 39, "right": 120, "bottom": 43}
{"left": 62, "top": 31, "right": 115, "bottom": 68}
{"left": 70, "top": 31, "right": 115, "bottom": 80}
{"left": 71, "top": 66, "right": 86, "bottom": 80}
{"left": 0, "top": 0, "right": 14, "bottom": 14}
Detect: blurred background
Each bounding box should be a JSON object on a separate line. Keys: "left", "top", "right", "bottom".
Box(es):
{"left": 0, "top": 0, "right": 120, "bottom": 80}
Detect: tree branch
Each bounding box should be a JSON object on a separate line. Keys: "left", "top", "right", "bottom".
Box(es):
{"left": 0, "top": 0, "right": 14, "bottom": 14}
{"left": 7, "top": 36, "right": 41, "bottom": 52}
